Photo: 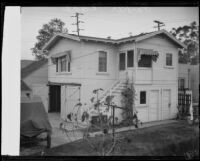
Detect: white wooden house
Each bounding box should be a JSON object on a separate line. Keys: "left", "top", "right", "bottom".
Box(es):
{"left": 43, "top": 29, "right": 185, "bottom": 123}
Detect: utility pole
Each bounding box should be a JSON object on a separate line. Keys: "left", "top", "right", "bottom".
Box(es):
{"left": 153, "top": 20, "right": 165, "bottom": 31}
{"left": 71, "top": 12, "right": 84, "bottom": 36}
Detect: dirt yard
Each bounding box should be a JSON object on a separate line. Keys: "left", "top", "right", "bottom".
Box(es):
{"left": 31, "top": 120, "right": 199, "bottom": 157}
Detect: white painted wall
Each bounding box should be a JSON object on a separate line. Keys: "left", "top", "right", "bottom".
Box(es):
{"left": 178, "top": 63, "right": 190, "bottom": 89}
{"left": 47, "top": 34, "right": 180, "bottom": 122}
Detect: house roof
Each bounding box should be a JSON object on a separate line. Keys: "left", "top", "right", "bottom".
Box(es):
{"left": 42, "top": 29, "right": 186, "bottom": 51}
{"left": 21, "top": 80, "right": 31, "bottom": 91}
{"left": 21, "top": 60, "right": 35, "bottom": 69}
{"left": 21, "top": 59, "right": 48, "bottom": 79}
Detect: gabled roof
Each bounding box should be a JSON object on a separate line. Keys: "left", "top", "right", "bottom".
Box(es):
{"left": 42, "top": 29, "right": 186, "bottom": 51}
{"left": 21, "top": 80, "right": 31, "bottom": 91}
{"left": 21, "top": 60, "right": 35, "bottom": 69}
{"left": 21, "top": 59, "right": 48, "bottom": 79}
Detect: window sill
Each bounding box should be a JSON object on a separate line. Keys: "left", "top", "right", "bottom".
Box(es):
{"left": 164, "top": 66, "right": 174, "bottom": 69}
{"left": 56, "top": 72, "right": 72, "bottom": 75}
{"left": 96, "top": 72, "right": 109, "bottom": 75}
{"left": 138, "top": 67, "right": 152, "bottom": 70}
{"left": 137, "top": 104, "right": 148, "bottom": 107}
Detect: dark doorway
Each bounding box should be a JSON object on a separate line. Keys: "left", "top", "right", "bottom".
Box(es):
{"left": 49, "top": 85, "right": 61, "bottom": 112}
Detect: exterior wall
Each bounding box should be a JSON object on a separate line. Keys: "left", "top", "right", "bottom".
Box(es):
{"left": 47, "top": 35, "right": 180, "bottom": 122}
{"left": 134, "top": 35, "right": 179, "bottom": 122}
{"left": 48, "top": 38, "right": 118, "bottom": 107}
{"left": 23, "top": 63, "right": 48, "bottom": 111}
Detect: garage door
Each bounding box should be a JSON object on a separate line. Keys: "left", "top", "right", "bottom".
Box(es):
{"left": 149, "top": 90, "right": 159, "bottom": 121}
{"left": 162, "top": 89, "right": 171, "bottom": 120}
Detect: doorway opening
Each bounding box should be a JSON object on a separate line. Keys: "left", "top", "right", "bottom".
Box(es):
{"left": 49, "top": 85, "right": 61, "bottom": 113}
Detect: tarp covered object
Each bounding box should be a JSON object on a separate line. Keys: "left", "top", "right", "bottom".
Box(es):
{"left": 20, "top": 96, "right": 52, "bottom": 137}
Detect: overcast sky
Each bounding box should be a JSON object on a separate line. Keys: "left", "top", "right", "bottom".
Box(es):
{"left": 21, "top": 7, "right": 199, "bottom": 60}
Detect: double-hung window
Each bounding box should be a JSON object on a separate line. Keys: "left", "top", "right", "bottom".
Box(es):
{"left": 98, "top": 51, "right": 107, "bottom": 72}
{"left": 166, "top": 53, "right": 173, "bottom": 66}
{"left": 56, "top": 56, "right": 71, "bottom": 73}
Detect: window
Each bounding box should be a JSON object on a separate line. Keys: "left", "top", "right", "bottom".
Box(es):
{"left": 60, "top": 56, "right": 67, "bottom": 72}
{"left": 56, "top": 56, "right": 70, "bottom": 72}
{"left": 138, "top": 55, "right": 152, "bottom": 67}
{"left": 98, "top": 51, "right": 107, "bottom": 72}
{"left": 140, "top": 91, "right": 146, "bottom": 104}
{"left": 166, "top": 53, "right": 172, "bottom": 66}
{"left": 127, "top": 50, "right": 134, "bottom": 67}
{"left": 119, "top": 52, "right": 125, "bottom": 70}
{"left": 178, "top": 78, "right": 185, "bottom": 89}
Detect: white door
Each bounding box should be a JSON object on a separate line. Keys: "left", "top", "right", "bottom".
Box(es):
{"left": 66, "top": 86, "right": 81, "bottom": 120}
{"left": 162, "top": 89, "right": 171, "bottom": 120}
{"left": 149, "top": 90, "right": 159, "bottom": 121}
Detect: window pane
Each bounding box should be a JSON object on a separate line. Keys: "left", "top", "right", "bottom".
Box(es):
{"left": 68, "top": 62, "right": 70, "bottom": 72}
{"left": 119, "top": 53, "right": 125, "bottom": 70}
{"left": 127, "top": 50, "right": 134, "bottom": 67}
{"left": 99, "top": 51, "right": 107, "bottom": 72}
{"left": 56, "top": 58, "right": 58, "bottom": 72}
{"left": 140, "top": 91, "right": 146, "bottom": 104}
{"left": 60, "top": 56, "right": 66, "bottom": 72}
{"left": 166, "top": 53, "right": 172, "bottom": 66}
{"left": 138, "top": 55, "right": 152, "bottom": 67}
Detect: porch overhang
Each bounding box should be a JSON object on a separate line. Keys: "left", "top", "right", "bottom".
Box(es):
{"left": 47, "top": 81, "right": 81, "bottom": 86}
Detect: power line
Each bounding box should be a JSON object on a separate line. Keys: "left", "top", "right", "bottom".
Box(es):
{"left": 71, "top": 12, "right": 84, "bottom": 36}
{"left": 153, "top": 20, "right": 165, "bottom": 31}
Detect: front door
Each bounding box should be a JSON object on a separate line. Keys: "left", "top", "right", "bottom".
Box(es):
{"left": 162, "top": 89, "right": 171, "bottom": 120}
{"left": 49, "top": 85, "right": 61, "bottom": 112}
{"left": 119, "top": 52, "right": 126, "bottom": 80}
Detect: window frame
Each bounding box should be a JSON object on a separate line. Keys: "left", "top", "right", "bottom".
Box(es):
{"left": 140, "top": 91, "right": 147, "bottom": 105}
{"left": 166, "top": 53, "right": 173, "bottom": 67}
{"left": 119, "top": 52, "right": 126, "bottom": 71}
{"left": 127, "top": 50, "right": 134, "bottom": 68}
{"left": 56, "top": 55, "right": 71, "bottom": 73}
{"left": 98, "top": 51, "right": 108, "bottom": 73}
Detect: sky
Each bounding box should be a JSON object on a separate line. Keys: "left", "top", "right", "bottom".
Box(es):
{"left": 21, "top": 7, "right": 199, "bottom": 60}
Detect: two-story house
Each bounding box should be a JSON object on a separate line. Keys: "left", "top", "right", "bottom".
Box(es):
{"left": 42, "top": 29, "right": 185, "bottom": 123}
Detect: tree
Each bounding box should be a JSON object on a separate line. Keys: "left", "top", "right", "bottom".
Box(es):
{"left": 170, "top": 21, "right": 199, "bottom": 64}
{"left": 31, "top": 18, "right": 68, "bottom": 60}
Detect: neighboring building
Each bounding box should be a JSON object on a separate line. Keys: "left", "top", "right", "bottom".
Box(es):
{"left": 178, "top": 63, "right": 199, "bottom": 104}
{"left": 21, "top": 59, "right": 49, "bottom": 111}
{"left": 42, "top": 29, "right": 185, "bottom": 123}
{"left": 21, "top": 80, "right": 32, "bottom": 97}
{"left": 21, "top": 59, "right": 35, "bottom": 69}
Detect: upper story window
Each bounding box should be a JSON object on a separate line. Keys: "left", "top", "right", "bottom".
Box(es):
{"left": 56, "top": 55, "right": 70, "bottom": 73}
{"left": 140, "top": 91, "right": 146, "bottom": 104}
{"left": 127, "top": 50, "right": 134, "bottom": 67}
{"left": 138, "top": 55, "right": 152, "bottom": 68}
{"left": 119, "top": 52, "right": 126, "bottom": 70}
{"left": 166, "top": 53, "right": 173, "bottom": 66}
{"left": 98, "top": 51, "right": 107, "bottom": 72}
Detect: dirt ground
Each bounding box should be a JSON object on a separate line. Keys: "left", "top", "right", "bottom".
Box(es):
{"left": 31, "top": 120, "right": 199, "bottom": 157}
